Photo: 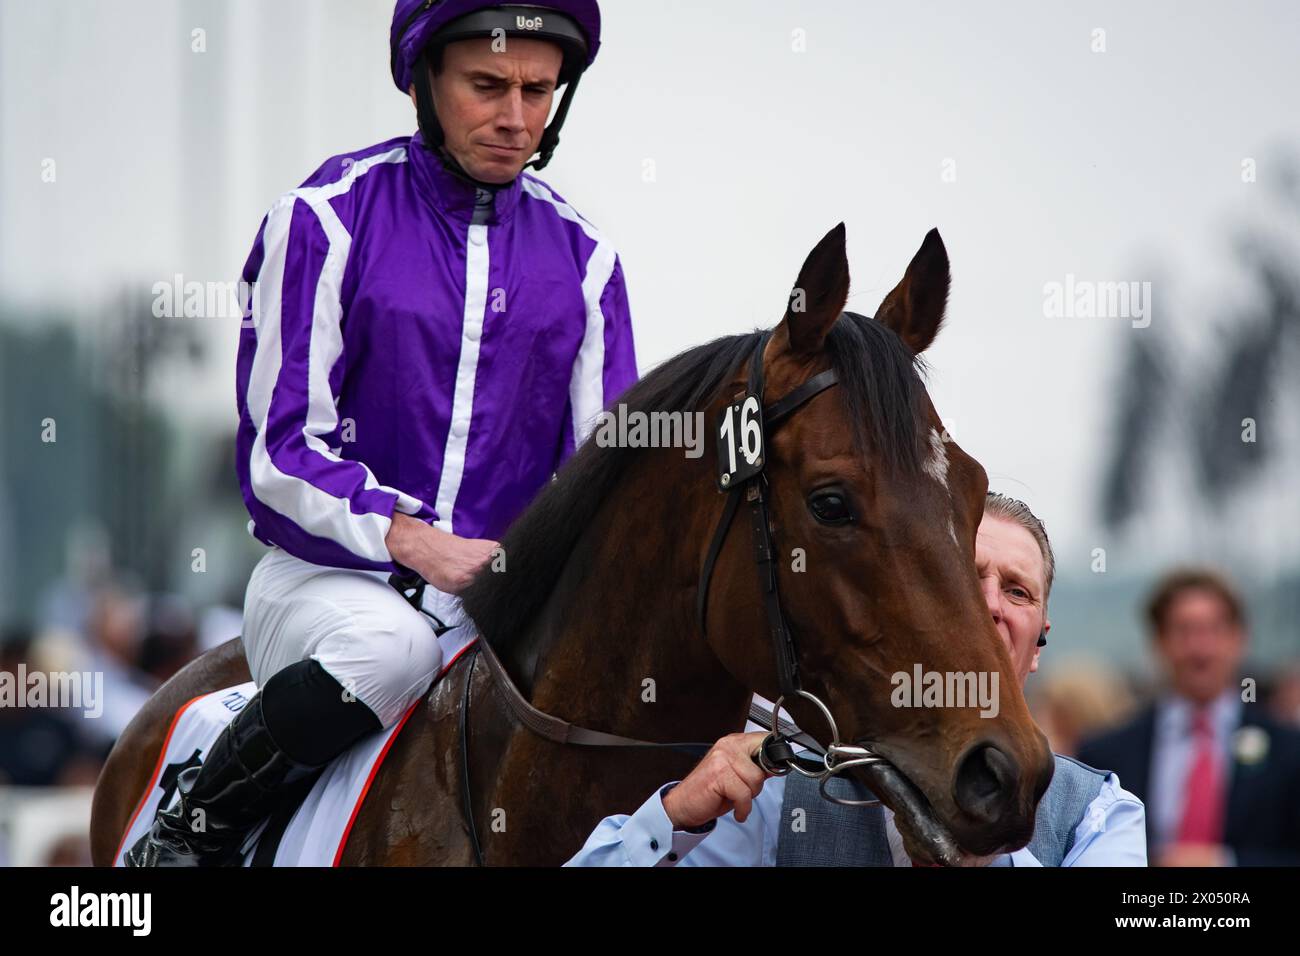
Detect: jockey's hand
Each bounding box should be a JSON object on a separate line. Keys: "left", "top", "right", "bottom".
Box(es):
{"left": 386, "top": 513, "right": 500, "bottom": 594}
{"left": 661, "top": 732, "right": 772, "bottom": 830}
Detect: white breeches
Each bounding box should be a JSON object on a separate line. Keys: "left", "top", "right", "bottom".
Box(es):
{"left": 241, "top": 546, "right": 466, "bottom": 728}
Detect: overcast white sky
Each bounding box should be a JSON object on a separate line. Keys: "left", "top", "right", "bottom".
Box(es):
{"left": 3, "top": 0, "right": 1299, "bottom": 576}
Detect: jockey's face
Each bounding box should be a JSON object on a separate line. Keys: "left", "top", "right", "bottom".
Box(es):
{"left": 975, "top": 516, "right": 1051, "bottom": 685}
{"left": 414, "top": 37, "right": 563, "bottom": 184}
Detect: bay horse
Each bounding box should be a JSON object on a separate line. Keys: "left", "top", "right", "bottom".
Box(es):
{"left": 91, "top": 224, "right": 1054, "bottom": 866}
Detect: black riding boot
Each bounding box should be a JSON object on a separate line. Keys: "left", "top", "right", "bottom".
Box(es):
{"left": 125, "top": 658, "right": 382, "bottom": 867}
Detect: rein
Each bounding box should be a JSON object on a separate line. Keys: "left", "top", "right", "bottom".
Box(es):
{"left": 398, "top": 314, "right": 895, "bottom": 863}
{"left": 388, "top": 582, "right": 713, "bottom": 867}
{"left": 696, "top": 323, "right": 887, "bottom": 804}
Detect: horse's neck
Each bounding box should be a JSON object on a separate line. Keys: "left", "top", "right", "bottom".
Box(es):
{"left": 469, "top": 445, "right": 755, "bottom": 864}
{"left": 501, "top": 448, "right": 752, "bottom": 745}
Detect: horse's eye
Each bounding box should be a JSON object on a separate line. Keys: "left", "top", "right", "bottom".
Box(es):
{"left": 808, "top": 490, "right": 853, "bottom": 526}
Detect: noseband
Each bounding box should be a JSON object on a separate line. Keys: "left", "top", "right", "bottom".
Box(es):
{"left": 698, "top": 320, "right": 887, "bottom": 807}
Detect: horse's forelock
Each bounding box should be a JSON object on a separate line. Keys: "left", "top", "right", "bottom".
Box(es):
{"left": 460, "top": 316, "right": 929, "bottom": 652}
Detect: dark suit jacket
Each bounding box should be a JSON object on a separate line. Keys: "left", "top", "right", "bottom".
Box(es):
{"left": 1078, "top": 701, "right": 1300, "bottom": 866}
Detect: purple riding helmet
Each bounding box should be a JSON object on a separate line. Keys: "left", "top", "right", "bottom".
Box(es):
{"left": 390, "top": 0, "right": 602, "bottom": 177}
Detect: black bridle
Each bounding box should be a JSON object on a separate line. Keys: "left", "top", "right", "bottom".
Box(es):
{"left": 696, "top": 321, "right": 888, "bottom": 799}
{"left": 398, "top": 316, "right": 891, "bottom": 864}
{"left": 696, "top": 328, "right": 839, "bottom": 696}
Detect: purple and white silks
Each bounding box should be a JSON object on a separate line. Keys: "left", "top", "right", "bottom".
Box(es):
{"left": 235, "top": 132, "right": 638, "bottom": 572}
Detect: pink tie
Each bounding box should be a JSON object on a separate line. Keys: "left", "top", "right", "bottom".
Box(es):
{"left": 1176, "top": 709, "right": 1224, "bottom": 844}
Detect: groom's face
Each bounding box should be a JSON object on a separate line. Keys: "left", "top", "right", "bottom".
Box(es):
{"left": 975, "top": 515, "right": 1050, "bottom": 685}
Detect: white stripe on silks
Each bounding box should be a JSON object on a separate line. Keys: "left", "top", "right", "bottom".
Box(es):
{"left": 247, "top": 147, "right": 426, "bottom": 564}
{"left": 432, "top": 224, "right": 492, "bottom": 536}
{"left": 519, "top": 178, "right": 615, "bottom": 446}
{"left": 292, "top": 155, "right": 426, "bottom": 518}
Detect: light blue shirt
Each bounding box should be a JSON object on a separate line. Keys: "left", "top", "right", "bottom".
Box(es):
{"left": 565, "top": 765, "right": 1148, "bottom": 867}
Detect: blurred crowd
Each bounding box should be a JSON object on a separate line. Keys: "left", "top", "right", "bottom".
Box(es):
{"left": 0, "top": 579, "right": 241, "bottom": 865}
{"left": 1039, "top": 568, "right": 1300, "bottom": 866}
{"left": 1, "top": 564, "right": 1297, "bottom": 866}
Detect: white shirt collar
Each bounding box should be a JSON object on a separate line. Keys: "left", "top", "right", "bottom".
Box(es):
{"left": 1157, "top": 687, "right": 1241, "bottom": 739}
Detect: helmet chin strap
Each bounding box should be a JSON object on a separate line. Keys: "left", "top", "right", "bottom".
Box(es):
{"left": 412, "top": 51, "right": 494, "bottom": 190}
{"left": 525, "top": 72, "right": 580, "bottom": 172}
{"left": 412, "top": 49, "right": 581, "bottom": 186}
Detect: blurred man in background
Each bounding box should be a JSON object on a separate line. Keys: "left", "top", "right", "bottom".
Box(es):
{"left": 1079, "top": 569, "right": 1300, "bottom": 866}
{"left": 1267, "top": 665, "right": 1300, "bottom": 727}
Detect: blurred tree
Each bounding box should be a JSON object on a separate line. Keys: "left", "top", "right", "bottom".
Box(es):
{"left": 1100, "top": 151, "right": 1300, "bottom": 532}
{"left": 1099, "top": 329, "right": 1168, "bottom": 528}
{"left": 1193, "top": 239, "right": 1297, "bottom": 501}
{"left": 0, "top": 291, "right": 206, "bottom": 623}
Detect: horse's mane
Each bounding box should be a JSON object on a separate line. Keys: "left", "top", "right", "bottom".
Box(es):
{"left": 459, "top": 312, "right": 928, "bottom": 651}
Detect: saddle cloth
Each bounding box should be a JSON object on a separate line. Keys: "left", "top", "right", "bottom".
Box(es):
{"left": 113, "top": 627, "right": 478, "bottom": 867}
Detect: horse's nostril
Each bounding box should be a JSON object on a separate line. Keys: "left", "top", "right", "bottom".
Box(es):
{"left": 953, "top": 744, "right": 1016, "bottom": 823}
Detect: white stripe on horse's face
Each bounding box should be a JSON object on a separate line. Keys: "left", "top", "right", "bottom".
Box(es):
{"left": 924, "top": 428, "right": 960, "bottom": 547}
{"left": 924, "top": 427, "right": 949, "bottom": 486}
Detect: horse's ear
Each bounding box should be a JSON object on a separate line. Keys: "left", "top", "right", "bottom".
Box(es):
{"left": 874, "top": 228, "right": 950, "bottom": 355}
{"left": 779, "top": 223, "right": 850, "bottom": 355}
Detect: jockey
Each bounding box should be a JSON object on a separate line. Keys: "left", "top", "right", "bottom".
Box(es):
{"left": 128, "top": 0, "right": 636, "bottom": 866}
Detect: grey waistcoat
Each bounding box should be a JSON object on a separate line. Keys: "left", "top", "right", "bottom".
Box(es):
{"left": 775, "top": 754, "right": 1105, "bottom": 867}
